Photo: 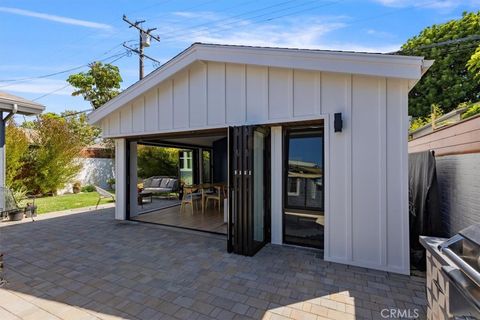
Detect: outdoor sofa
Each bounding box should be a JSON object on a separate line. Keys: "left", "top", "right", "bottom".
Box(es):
{"left": 142, "top": 176, "right": 179, "bottom": 196}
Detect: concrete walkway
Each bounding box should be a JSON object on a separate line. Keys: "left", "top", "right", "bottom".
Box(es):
{"left": 0, "top": 208, "right": 427, "bottom": 319}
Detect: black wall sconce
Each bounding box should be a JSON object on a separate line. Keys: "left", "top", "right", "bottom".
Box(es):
{"left": 334, "top": 112, "right": 343, "bottom": 132}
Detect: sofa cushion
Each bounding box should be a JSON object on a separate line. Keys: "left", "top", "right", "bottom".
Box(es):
{"left": 166, "top": 179, "right": 176, "bottom": 189}
{"left": 151, "top": 178, "right": 161, "bottom": 187}
{"left": 159, "top": 179, "right": 170, "bottom": 188}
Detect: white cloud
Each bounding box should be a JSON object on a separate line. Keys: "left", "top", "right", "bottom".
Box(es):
{"left": 372, "top": 0, "right": 480, "bottom": 9}
{"left": 158, "top": 14, "right": 399, "bottom": 53}
{"left": 172, "top": 11, "right": 220, "bottom": 20}
{"left": 2, "top": 79, "right": 72, "bottom": 96}
{"left": 0, "top": 7, "right": 112, "bottom": 30}
{"left": 366, "top": 28, "right": 395, "bottom": 38}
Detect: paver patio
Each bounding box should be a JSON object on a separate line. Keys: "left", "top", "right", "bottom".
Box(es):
{"left": 0, "top": 208, "right": 427, "bottom": 319}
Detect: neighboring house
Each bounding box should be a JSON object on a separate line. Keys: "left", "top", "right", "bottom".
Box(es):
{"left": 409, "top": 114, "right": 480, "bottom": 237}
{"left": 287, "top": 160, "right": 323, "bottom": 210}
{"left": 88, "top": 43, "right": 432, "bottom": 275}
{"left": 409, "top": 107, "right": 468, "bottom": 139}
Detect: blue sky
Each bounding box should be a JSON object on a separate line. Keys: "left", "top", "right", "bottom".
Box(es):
{"left": 0, "top": 0, "right": 478, "bottom": 119}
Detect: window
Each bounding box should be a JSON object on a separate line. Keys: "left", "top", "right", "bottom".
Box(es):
{"left": 179, "top": 150, "right": 193, "bottom": 185}
{"left": 287, "top": 178, "right": 300, "bottom": 196}
{"left": 285, "top": 129, "right": 324, "bottom": 211}
{"left": 202, "top": 150, "right": 212, "bottom": 183}
{"left": 284, "top": 127, "right": 324, "bottom": 249}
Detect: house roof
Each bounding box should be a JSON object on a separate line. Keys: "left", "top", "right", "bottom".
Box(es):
{"left": 88, "top": 42, "right": 434, "bottom": 125}
{"left": 0, "top": 91, "right": 45, "bottom": 116}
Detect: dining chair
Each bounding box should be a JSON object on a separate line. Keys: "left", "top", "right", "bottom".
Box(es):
{"left": 181, "top": 186, "right": 200, "bottom": 213}
{"left": 205, "top": 186, "right": 222, "bottom": 213}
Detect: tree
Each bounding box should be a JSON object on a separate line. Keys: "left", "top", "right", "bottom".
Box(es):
{"left": 67, "top": 62, "right": 122, "bottom": 109}
{"left": 25, "top": 115, "right": 83, "bottom": 194}
{"left": 137, "top": 146, "right": 179, "bottom": 179}
{"left": 400, "top": 11, "right": 480, "bottom": 118}
{"left": 467, "top": 46, "right": 480, "bottom": 79}
{"left": 5, "top": 120, "right": 29, "bottom": 191}
{"left": 61, "top": 110, "right": 101, "bottom": 146}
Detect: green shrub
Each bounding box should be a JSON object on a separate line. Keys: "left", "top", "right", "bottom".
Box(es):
{"left": 462, "top": 102, "right": 480, "bottom": 119}
{"left": 81, "top": 185, "right": 96, "bottom": 192}
{"left": 137, "top": 145, "right": 179, "bottom": 178}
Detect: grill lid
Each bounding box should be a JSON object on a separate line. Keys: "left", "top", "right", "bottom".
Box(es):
{"left": 460, "top": 224, "right": 480, "bottom": 248}
{"left": 439, "top": 224, "right": 480, "bottom": 288}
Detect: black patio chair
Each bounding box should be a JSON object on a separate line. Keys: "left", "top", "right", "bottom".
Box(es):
{"left": 0, "top": 187, "right": 36, "bottom": 222}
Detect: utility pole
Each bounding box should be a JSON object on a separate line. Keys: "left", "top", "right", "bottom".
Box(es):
{"left": 122, "top": 15, "right": 160, "bottom": 80}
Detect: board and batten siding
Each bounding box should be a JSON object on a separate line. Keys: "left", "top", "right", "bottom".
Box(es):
{"left": 105, "top": 61, "right": 410, "bottom": 274}
{"left": 101, "top": 61, "right": 330, "bottom": 136}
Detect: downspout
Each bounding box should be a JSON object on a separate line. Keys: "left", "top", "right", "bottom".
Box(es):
{"left": 0, "top": 104, "right": 18, "bottom": 189}
{"left": 3, "top": 103, "right": 18, "bottom": 122}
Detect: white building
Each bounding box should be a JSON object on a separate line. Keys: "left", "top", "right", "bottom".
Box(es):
{"left": 88, "top": 43, "right": 433, "bottom": 275}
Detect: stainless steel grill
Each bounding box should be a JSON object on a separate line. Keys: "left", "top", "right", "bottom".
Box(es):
{"left": 421, "top": 224, "right": 480, "bottom": 320}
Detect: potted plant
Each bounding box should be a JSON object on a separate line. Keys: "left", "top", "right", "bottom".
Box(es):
{"left": 107, "top": 178, "right": 116, "bottom": 190}
{"left": 72, "top": 181, "right": 81, "bottom": 194}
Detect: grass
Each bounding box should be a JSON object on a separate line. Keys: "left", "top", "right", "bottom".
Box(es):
{"left": 20, "top": 192, "right": 114, "bottom": 214}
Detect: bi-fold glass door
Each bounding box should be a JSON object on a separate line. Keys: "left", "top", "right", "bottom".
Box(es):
{"left": 228, "top": 126, "right": 270, "bottom": 256}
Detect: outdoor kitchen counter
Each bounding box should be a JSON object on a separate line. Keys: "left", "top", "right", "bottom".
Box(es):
{"left": 421, "top": 234, "right": 480, "bottom": 320}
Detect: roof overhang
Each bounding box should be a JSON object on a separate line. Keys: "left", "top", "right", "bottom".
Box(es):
{"left": 88, "top": 43, "right": 434, "bottom": 125}
{"left": 0, "top": 92, "right": 45, "bottom": 116}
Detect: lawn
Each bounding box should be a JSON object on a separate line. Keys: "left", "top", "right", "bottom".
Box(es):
{"left": 20, "top": 192, "right": 114, "bottom": 214}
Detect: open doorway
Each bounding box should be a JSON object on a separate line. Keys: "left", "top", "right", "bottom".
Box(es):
{"left": 129, "top": 129, "right": 228, "bottom": 235}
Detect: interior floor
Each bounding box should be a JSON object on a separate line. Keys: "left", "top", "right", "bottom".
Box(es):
{"left": 131, "top": 203, "right": 227, "bottom": 234}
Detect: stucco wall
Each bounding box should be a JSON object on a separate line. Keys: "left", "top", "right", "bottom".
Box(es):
{"left": 59, "top": 157, "right": 115, "bottom": 194}
{"left": 436, "top": 153, "right": 480, "bottom": 236}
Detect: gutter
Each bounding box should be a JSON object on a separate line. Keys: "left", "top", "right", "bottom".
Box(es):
{"left": 3, "top": 103, "right": 18, "bottom": 122}
{"left": 421, "top": 60, "right": 434, "bottom": 76}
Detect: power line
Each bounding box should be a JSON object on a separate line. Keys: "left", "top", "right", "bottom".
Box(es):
{"left": 32, "top": 84, "right": 71, "bottom": 102}
{"left": 30, "top": 52, "right": 129, "bottom": 102}
{"left": 395, "top": 35, "right": 480, "bottom": 54}
{"left": 161, "top": 0, "right": 302, "bottom": 39}
{"left": 160, "top": 0, "right": 342, "bottom": 43}
{"left": 0, "top": 51, "right": 127, "bottom": 88}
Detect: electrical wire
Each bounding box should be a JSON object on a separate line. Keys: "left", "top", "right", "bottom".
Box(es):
{"left": 161, "top": 0, "right": 303, "bottom": 39}
{"left": 0, "top": 51, "right": 127, "bottom": 88}
{"left": 32, "top": 84, "right": 71, "bottom": 102}
{"left": 28, "top": 52, "right": 129, "bottom": 102}
{"left": 160, "top": 0, "right": 342, "bottom": 43}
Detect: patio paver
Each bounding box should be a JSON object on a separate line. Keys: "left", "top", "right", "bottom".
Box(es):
{"left": 0, "top": 208, "right": 427, "bottom": 319}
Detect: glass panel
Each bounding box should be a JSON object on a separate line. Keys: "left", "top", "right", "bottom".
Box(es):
{"left": 202, "top": 150, "right": 211, "bottom": 183}
{"left": 179, "top": 150, "right": 193, "bottom": 185}
{"left": 253, "top": 130, "right": 265, "bottom": 243}
{"left": 284, "top": 129, "right": 324, "bottom": 249}
{"left": 286, "top": 132, "right": 323, "bottom": 210}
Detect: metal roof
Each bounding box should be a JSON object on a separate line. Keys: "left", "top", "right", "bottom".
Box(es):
{"left": 0, "top": 91, "right": 45, "bottom": 116}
